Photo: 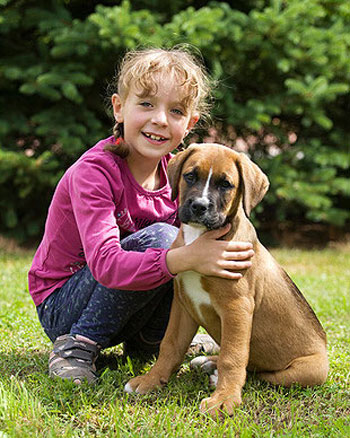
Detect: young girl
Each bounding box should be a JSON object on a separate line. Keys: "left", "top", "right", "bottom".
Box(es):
{"left": 28, "top": 47, "right": 254, "bottom": 384}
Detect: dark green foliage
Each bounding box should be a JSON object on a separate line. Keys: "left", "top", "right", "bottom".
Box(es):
{"left": 1, "top": 0, "right": 349, "bottom": 242}
{"left": 0, "top": 148, "right": 62, "bottom": 241}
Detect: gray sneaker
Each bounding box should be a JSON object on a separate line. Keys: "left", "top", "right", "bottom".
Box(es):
{"left": 49, "top": 334, "right": 101, "bottom": 384}
{"left": 187, "top": 333, "right": 220, "bottom": 355}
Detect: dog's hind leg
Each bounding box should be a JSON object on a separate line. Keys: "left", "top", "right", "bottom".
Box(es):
{"left": 257, "top": 351, "right": 329, "bottom": 387}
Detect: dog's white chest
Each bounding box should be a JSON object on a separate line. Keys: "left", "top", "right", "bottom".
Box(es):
{"left": 179, "top": 271, "right": 211, "bottom": 323}
{"left": 179, "top": 224, "right": 212, "bottom": 322}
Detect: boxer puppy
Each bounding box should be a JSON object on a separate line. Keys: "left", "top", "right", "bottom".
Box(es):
{"left": 124, "top": 143, "right": 328, "bottom": 418}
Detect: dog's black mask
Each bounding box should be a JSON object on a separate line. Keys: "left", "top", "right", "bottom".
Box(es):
{"left": 178, "top": 174, "right": 229, "bottom": 230}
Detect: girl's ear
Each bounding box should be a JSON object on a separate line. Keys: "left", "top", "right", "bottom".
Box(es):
{"left": 184, "top": 114, "right": 199, "bottom": 136}
{"left": 112, "top": 94, "right": 124, "bottom": 123}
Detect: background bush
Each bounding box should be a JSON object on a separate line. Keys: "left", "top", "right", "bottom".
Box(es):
{"left": 1, "top": 0, "right": 349, "bottom": 243}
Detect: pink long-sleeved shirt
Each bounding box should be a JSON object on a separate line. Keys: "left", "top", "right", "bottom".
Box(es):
{"left": 28, "top": 137, "right": 178, "bottom": 306}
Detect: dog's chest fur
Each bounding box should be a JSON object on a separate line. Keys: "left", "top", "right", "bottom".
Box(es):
{"left": 177, "top": 224, "right": 212, "bottom": 323}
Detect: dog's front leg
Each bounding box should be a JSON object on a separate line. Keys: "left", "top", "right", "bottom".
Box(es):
{"left": 200, "top": 296, "right": 254, "bottom": 418}
{"left": 125, "top": 288, "right": 199, "bottom": 395}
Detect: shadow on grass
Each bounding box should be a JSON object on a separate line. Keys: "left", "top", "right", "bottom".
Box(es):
{"left": 0, "top": 349, "right": 213, "bottom": 415}
{"left": 0, "top": 347, "right": 328, "bottom": 394}
{"left": 0, "top": 347, "right": 212, "bottom": 397}
{"left": 1, "top": 348, "right": 348, "bottom": 424}
{"left": 0, "top": 345, "right": 155, "bottom": 377}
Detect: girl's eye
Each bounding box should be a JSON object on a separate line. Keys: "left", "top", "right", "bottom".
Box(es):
{"left": 140, "top": 101, "right": 152, "bottom": 107}
{"left": 172, "top": 108, "right": 185, "bottom": 116}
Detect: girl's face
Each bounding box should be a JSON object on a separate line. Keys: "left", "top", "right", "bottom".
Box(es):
{"left": 112, "top": 77, "right": 199, "bottom": 166}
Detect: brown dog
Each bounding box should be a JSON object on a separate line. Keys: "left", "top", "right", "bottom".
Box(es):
{"left": 124, "top": 143, "right": 328, "bottom": 418}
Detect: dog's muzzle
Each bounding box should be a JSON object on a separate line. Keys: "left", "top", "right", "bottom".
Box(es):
{"left": 190, "top": 198, "right": 210, "bottom": 217}
{"left": 179, "top": 196, "right": 225, "bottom": 230}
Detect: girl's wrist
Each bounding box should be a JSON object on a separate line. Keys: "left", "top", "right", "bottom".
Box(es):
{"left": 166, "top": 246, "right": 193, "bottom": 275}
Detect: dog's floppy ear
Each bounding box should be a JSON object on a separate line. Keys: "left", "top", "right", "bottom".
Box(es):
{"left": 236, "top": 153, "right": 269, "bottom": 217}
{"left": 168, "top": 145, "right": 197, "bottom": 201}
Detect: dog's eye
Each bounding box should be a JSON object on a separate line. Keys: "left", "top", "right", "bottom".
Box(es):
{"left": 183, "top": 172, "right": 196, "bottom": 185}
{"left": 219, "top": 180, "right": 234, "bottom": 190}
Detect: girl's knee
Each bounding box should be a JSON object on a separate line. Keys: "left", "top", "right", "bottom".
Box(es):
{"left": 146, "top": 223, "right": 178, "bottom": 249}
{"left": 122, "top": 223, "right": 178, "bottom": 251}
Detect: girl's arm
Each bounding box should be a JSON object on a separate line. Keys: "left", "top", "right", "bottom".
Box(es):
{"left": 166, "top": 224, "right": 254, "bottom": 280}
{"left": 69, "top": 159, "right": 174, "bottom": 291}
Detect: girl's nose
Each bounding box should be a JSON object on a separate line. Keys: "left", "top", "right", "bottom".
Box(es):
{"left": 152, "top": 109, "right": 168, "bottom": 126}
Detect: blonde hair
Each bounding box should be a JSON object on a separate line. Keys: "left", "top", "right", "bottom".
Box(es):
{"left": 106, "top": 46, "right": 212, "bottom": 157}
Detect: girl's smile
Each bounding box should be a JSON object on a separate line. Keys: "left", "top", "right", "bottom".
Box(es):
{"left": 142, "top": 131, "right": 169, "bottom": 143}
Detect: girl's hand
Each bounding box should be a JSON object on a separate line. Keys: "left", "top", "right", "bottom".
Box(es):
{"left": 166, "top": 223, "right": 254, "bottom": 280}
{"left": 187, "top": 223, "right": 254, "bottom": 279}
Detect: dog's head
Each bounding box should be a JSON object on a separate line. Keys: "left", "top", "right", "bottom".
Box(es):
{"left": 168, "top": 143, "right": 269, "bottom": 230}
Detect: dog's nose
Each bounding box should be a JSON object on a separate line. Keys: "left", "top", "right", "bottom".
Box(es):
{"left": 190, "top": 198, "right": 209, "bottom": 216}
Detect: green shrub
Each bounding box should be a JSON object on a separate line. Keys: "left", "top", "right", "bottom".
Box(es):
{"left": 0, "top": 148, "right": 61, "bottom": 241}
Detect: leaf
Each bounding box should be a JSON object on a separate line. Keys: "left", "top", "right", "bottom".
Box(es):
{"left": 312, "top": 112, "right": 333, "bottom": 130}
{"left": 61, "top": 82, "right": 81, "bottom": 103}
{"left": 4, "top": 208, "right": 17, "bottom": 228}
{"left": 19, "top": 83, "right": 36, "bottom": 95}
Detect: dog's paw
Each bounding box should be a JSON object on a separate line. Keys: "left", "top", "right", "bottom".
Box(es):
{"left": 190, "top": 355, "right": 218, "bottom": 374}
{"left": 199, "top": 392, "right": 242, "bottom": 419}
{"left": 124, "top": 374, "right": 166, "bottom": 395}
{"left": 209, "top": 369, "right": 218, "bottom": 387}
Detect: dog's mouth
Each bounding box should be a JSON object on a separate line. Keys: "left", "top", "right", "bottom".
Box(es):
{"left": 178, "top": 201, "right": 226, "bottom": 230}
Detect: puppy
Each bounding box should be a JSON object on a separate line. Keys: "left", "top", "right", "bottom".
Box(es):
{"left": 125, "top": 143, "right": 328, "bottom": 418}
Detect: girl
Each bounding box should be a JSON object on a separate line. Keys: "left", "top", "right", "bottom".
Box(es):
{"left": 28, "top": 47, "right": 254, "bottom": 384}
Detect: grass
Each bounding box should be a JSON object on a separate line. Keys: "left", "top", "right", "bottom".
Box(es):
{"left": 0, "top": 239, "right": 349, "bottom": 437}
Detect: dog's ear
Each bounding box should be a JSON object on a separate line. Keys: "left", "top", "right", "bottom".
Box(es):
{"left": 236, "top": 153, "right": 269, "bottom": 217}
{"left": 168, "top": 146, "right": 197, "bottom": 201}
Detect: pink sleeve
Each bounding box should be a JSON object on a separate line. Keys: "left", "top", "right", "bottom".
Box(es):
{"left": 69, "top": 162, "right": 175, "bottom": 291}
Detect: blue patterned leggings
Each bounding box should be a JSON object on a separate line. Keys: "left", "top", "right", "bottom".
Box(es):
{"left": 36, "top": 223, "right": 178, "bottom": 349}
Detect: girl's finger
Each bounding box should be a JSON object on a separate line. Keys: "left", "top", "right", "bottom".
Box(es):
{"left": 216, "top": 270, "right": 243, "bottom": 280}
{"left": 225, "top": 241, "right": 254, "bottom": 251}
{"left": 220, "top": 260, "right": 253, "bottom": 271}
{"left": 223, "top": 249, "right": 255, "bottom": 261}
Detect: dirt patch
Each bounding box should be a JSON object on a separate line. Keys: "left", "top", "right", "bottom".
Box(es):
{"left": 0, "top": 235, "right": 35, "bottom": 255}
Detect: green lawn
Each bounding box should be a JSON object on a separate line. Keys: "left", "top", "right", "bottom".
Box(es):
{"left": 0, "top": 241, "right": 349, "bottom": 437}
